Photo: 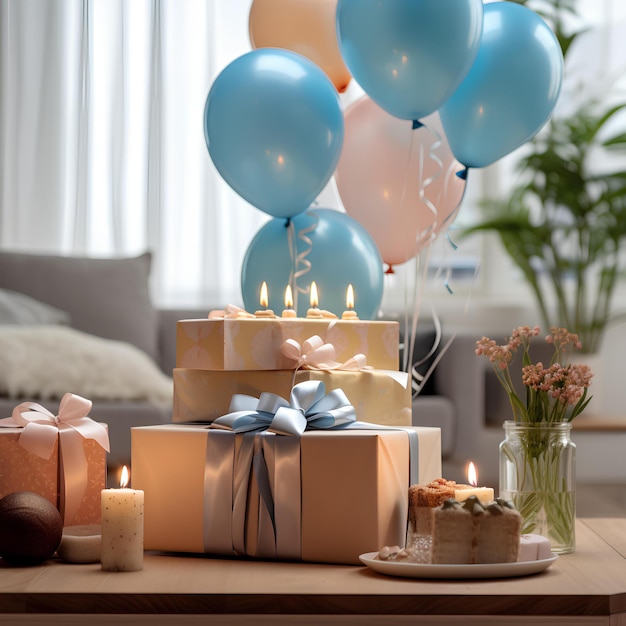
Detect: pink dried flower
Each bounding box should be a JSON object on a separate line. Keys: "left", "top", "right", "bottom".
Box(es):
{"left": 475, "top": 337, "right": 512, "bottom": 369}
{"left": 546, "top": 327, "right": 583, "bottom": 352}
{"left": 476, "top": 326, "right": 593, "bottom": 424}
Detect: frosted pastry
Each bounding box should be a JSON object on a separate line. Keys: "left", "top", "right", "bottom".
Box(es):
{"left": 431, "top": 496, "right": 522, "bottom": 564}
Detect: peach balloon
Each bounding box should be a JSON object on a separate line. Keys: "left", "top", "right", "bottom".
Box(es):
{"left": 249, "top": 0, "right": 351, "bottom": 93}
{"left": 335, "top": 97, "right": 466, "bottom": 269}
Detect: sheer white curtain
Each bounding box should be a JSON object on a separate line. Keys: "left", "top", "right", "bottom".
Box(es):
{"left": 0, "top": 0, "right": 623, "bottom": 310}
{"left": 0, "top": 0, "right": 267, "bottom": 307}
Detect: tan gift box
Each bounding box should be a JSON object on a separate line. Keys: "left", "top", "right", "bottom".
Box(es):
{"left": 0, "top": 394, "right": 109, "bottom": 525}
{"left": 176, "top": 318, "right": 399, "bottom": 371}
{"left": 131, "top": 424, "right": 441, "bottom": 564}
{"left": 173, "top": 368, "right": 412, "bottom": 426}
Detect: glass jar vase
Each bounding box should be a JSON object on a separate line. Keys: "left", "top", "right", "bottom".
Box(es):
{"left": 499, "top": 420, "right": 576, "bottom": 554}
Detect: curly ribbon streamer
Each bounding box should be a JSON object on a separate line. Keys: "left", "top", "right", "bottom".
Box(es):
{"left": 287, "top": 209, "right": 319, "bottom": 313}
{"left": 202, "top": 380, "right": 419, "bottom": 559}
{"left": 401, "top": 120, "right": 469, "bottom": 394}
{"left": 0, "top": 393, "right": 110, "bottom": 525}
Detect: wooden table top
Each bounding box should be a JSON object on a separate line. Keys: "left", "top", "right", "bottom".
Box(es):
{"left": 1, "top": 518, "right": 626, "bottom": 624}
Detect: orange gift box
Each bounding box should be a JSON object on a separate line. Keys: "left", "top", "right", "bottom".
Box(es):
{"left": 0, "top": 394, "right": 109, "bottom": 525}
{"left": 131, "top": 424, "right": 441, "bottom": 564}
{"left": 176, "top": 318, "right": 400, "bottom": 371}
{"left": 173, "top": 368, "right": 412, "bottom": 426}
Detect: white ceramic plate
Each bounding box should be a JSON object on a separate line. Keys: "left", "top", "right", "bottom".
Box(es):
{"left": 359, "top": 552, "right": 558, "bottom": 579}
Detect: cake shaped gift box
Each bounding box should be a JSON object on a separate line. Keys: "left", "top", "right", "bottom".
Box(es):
{"left": 176, "top": 313, "right": 399, "bottom": 371}
{"left": 173, "top": 310, "right": 412, "bottom": 427}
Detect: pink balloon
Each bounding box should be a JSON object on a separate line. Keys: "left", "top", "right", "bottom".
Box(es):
{"left": 336, "top": 96, "right": 466, "bottom": 269}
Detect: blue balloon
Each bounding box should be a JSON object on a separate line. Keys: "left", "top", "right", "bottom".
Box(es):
{"left": 241, "top": 209, "right": 384, "bottom": 319}
{"left": 439, "top": 2, "right": 564, "bottom": 169}
{"left": 204, "top": 49, "right": 344, "bottom": 219}
{"left": 336, "top": 0, "right": 483, "bottom": 121}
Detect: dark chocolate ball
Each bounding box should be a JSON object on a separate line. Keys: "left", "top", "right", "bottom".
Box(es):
{"left": 0, "top": 492, "right": 63, "bottom": 565}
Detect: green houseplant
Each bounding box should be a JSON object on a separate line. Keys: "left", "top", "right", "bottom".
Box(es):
{"left": 465, "top": 0, "right": 626, "bottom": 354}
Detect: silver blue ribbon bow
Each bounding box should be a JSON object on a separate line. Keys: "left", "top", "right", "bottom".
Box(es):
{"left": 210, "top": 380, "right": 357, "bottom": 437}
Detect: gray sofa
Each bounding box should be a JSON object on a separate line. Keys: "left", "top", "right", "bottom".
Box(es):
{"left": 0, "top": 249, "right": 468, "bottom": 483}
{"left": 0, "top": 250, "right": 207, "bottom": 477}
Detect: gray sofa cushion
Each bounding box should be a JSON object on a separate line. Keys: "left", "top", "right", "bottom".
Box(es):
{"left": 0, "top": 288, "right": 70, "bottom": 325}
{"left": 0, "top": 250, "right": 159, "bottom": 360}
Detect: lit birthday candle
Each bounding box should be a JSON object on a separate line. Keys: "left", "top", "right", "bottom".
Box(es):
{"left": 306, "top": 281, "right": 323, "bottom": 318}
{"left": 282, "top": 285, "right": 297, "bottom": 318}
{"left": 100, "top": 465, "right": 144, "bottom": 572}
{"left": 454, "top": 462, "right": 494, "bottom": 505}
{"left": 341, "top": 284, "right": 359, "bottom": 320}
{"left": 254, "top": 281, "right": 276, "bottom": 318}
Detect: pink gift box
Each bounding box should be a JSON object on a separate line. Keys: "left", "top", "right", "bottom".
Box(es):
{"left": 0, "top": 394, "right": 109, "bottom": 525}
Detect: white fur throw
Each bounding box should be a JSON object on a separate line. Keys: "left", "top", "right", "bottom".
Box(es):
{"left": 0, "top": 325, "right": 172, "bottom": 408}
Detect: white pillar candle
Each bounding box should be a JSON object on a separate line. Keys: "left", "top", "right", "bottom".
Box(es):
{"left": 101, "top": 466, "right": 144, "bottom": 572}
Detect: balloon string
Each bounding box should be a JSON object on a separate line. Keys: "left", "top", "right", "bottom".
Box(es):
{"left": 412, "top": 164, "right": 476, "bottom": 395}
{"left": 426, "top": 153, "right": 469, "bottom": 296}
{"left": 287, "top": 220, "right": 297, "bottom": 308}
{"left": 416, "top": 121, "right": 442, "bottom": 246}
{"left": 405, "top": 234, "right": 435, "bottom": 383}
{"left": 403, "top": 120, "right": 443, "bottom": 377}
{"left": 400, "top": 124, "right": 418, "bottom": 373}
{"left": 288, "top": 209, "right": 318, "bottom": 311}
{"left": 405, "top": 121, "right": 472, "bottom": 393}
{"left": 411, "top": 304, "right": 443, "bottom": 394}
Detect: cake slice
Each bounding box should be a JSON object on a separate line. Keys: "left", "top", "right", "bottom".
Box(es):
{"left": 431, "top": 499, "right": 474, "bottom": 564}
{"left": 476, "top": 500, "right": 522, "bottom": 563}
{"left": 431, "top": 496, "right": 522, "bottom": 564}
{"left": 408, "top": 478, "right": 461, "bottom": 536}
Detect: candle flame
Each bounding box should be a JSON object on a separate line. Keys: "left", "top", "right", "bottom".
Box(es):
{"left": 310, "top": 281, "right": 319, "bottom": 308}
{"left": 284, "top": 284, "right": 293, "bottom": 309}
{"left": 260, "top": 281, "right": 268, "bottom": 308}
{"left": 346, "top": 284, "right": 355, "bottom": 310}
{"left": 467, "top": 461, "right": 478, "bottom": 487}
{"left": 120, "top": 465, "right": 130, "bottom": 488}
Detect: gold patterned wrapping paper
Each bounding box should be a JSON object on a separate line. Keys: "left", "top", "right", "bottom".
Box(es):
{"left": 172, "top": 368, "right": 412, "bottom": 426}
{"left": 176, "top": 318, "right": 400, "bottom": 371}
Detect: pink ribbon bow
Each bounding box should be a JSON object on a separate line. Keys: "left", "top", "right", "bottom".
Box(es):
{"left": 281, "top": 335, "right": 369, "bottom": 371}
{"left": 4, "top": 393, "right": 110, "bottom": 459}
{"left": 208, "top": 304, "right": 255, "bottom": 319}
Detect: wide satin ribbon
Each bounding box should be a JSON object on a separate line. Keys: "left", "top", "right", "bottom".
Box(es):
{"left": 0, "top": 393, "right": 110, "bottom": 525}
{"left": 203, "top": 380, "right": 418, "bottom": 559}
{"left": 281, "top": 335, "right": 369, "bottom": 372}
